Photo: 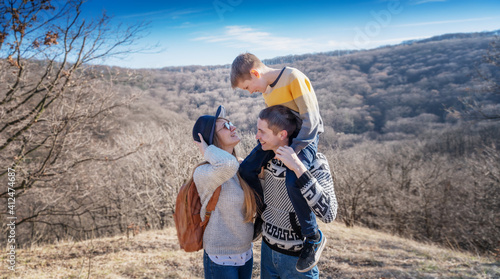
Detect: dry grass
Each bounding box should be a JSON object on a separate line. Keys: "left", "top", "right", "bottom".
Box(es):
{"left": 1, "top": 222, "right": 498, "bottom": 279}
{"left": 319, "top": 223, "right": 499, "bottom": 278}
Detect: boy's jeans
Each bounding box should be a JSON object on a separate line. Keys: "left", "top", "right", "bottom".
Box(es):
{"left": 261, "top": 240, "right": 319, "bottom": 279}
{"left": 239, "top": 136, "right": 319, "bottom": 238}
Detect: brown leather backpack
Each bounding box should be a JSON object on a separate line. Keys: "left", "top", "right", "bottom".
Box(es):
{"left": 173, "top": 177, "right": 221, "bottom": 252}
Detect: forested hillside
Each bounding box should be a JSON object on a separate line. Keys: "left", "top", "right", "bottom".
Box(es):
{"left": 127, "top": 31, "right": 500, "bottom": 254}
{"left": 2, "top": 25, "right": 499, "bottom": 258}
{"left": 138, "top": 31, "right": 500, "bottom": 137}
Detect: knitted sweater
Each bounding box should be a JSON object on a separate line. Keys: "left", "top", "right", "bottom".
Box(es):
{"left": 261, "top": 153, "right": 337, "bottom": 256}
{"left": 263, "top": 67, "right": 324, "bottom": 153}
{"left": 193, "top": 145, "right": 253, "bottom": 255}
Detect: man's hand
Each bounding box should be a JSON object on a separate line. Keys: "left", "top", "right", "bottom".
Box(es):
{"left": 194, "top": 133, "right": 209, "bottom": 157}
{"left": 275, "top": 146, "right": 307, "bottom": 177}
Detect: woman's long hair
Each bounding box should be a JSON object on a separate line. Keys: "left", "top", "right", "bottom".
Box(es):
{"left": 187, "top": 123, "right": 257, "bottom": 223}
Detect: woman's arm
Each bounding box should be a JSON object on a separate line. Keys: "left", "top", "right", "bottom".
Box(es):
{"left": 193, "top": 134, "right": 239, "bottom": 200}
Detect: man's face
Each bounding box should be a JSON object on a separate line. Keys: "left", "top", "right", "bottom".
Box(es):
{"left": 236, "top": 71, "right": 268, "bottom": 94}
{"left": 256, "top": 118, "right": 284, "bottom": 152}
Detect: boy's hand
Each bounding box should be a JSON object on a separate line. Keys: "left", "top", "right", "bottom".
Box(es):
{"left": 195, "top": 133, "right": 209, "bottom": 157}
{"left": 275, "top": 146, "right": 307, "bottom": 177}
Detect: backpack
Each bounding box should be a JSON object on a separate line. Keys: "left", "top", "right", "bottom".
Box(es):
{"left": 173, "top": 177, "right": 221, "bottom": 252}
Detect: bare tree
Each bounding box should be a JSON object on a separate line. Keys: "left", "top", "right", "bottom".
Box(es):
{"left": 0, "top": 0, "right": 147, "bottom": 246}
{"left": 110, "top": 117, "right": 200, "bottom": 232}
{"left": 327, "top": 144, "right": 380, "bottom": 227}
{"left": 459, "top": 36, "right": 500, "bottom": 120}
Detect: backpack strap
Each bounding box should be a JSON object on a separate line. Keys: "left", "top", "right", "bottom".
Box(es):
{"left": 200, "top": 186, "right": 222, "bottom": 227}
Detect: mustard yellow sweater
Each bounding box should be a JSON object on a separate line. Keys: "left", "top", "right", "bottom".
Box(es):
{"left": 263, "top": 67, "right": 324, "bottom": 152}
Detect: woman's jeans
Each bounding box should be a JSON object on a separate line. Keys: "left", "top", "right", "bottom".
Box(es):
{"left": 203, "top": 251, "right": 253, "bottom": 279}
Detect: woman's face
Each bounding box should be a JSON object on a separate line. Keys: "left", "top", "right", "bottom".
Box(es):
{"left": 215, "top": 118, "right": 240, "bottom": 149}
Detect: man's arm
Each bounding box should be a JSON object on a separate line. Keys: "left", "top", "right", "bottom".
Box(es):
{"left": 296, "top": 159, "right": 337, "bottom": 223}
{"left": 275, "top": 147, "right": 337, "bottom": 223}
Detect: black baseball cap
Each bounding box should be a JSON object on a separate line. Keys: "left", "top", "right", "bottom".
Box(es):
{"left": 192, "top": 105, "right": 226, "bottom": 145}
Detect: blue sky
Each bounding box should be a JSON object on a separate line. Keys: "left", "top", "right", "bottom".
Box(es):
{"left": 81, "top": 0, "right": 500, "bottom": 68}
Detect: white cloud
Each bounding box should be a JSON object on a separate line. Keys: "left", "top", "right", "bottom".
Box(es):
{"left": 192, "top": 25, "right": 456, "bottom": 54}
{"left": 171, "top": 21, "right": 210, "bottom": 29}
{"left": 394, "top": 17, "right": 499, "bottom": 27}
{"left": 117, "top": 8, "right": 205, "bottom": 20}
{"left": 193, "top": 26, "right": 315, "bottom": 51}
{"left": 116, "top": 9, "right": 174, "bottom": 19}
{"left": 410, "top": 0, "right": 447, "bottom": 5}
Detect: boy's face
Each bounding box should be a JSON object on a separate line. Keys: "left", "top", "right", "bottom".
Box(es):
{"left": 256, "top": 118, "right": 286, "bottom": 152}
{"left": 236, "top": 69, "right": 268, "bottom": 94}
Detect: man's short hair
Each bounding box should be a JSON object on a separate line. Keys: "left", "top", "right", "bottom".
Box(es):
{"left": 230, "top": 53, "right": 264, "bottom": 89}
{"left": 259, "top": 105, "right": 302, "bottom": 141}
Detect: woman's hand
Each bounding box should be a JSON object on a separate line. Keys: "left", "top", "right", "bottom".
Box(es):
{"left": 195, "top": 133, "right": 209, "bottom": 157}
{"left": 274, "top": 146, "right": 307, "bottom": 177}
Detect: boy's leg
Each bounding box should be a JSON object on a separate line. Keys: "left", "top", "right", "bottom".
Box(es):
{"left": 284, "top": 136, "right": 326, "bottom": 273}
{"left": 240, "top": 142, "right": 274, "bottom": 240}
{"left": 284, "top": 136, "right": 319, "bottom": 238}
{"left": 285, "top": 167, "right": 317, "bottom": 236}
{"left": 239, "top": 141, "right": 274, "bottom": 209}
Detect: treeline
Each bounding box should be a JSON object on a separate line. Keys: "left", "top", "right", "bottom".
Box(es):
{"left": 132, "top": 31, "right": 500, "bottom": 138}
{"left": 123, "top": 31, "right": 499, "bottom": 254}
{"left": 328, "top": 122, "right": 500, "bottom": 253}
{"left": 2, "top": 22, "right": 499, "bottom": 257}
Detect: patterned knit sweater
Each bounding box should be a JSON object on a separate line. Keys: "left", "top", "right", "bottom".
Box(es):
{"left": 193, "top": 145, "right": 253, "bottom": 255}
{"left": 263, "top": 67, "right": 324, "bottom": 153}
{"left": 261, "top": 153, "right": 337, "bottom": 256}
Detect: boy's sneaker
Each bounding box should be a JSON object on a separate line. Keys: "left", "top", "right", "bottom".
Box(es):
{"left": 296, "top": 230, "right": 327, "bottom": 273}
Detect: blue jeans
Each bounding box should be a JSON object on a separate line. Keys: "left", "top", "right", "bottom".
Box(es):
{"left": 285, "top": 136, "right": 319, "bottom": 237}
{"left": 239, "top": 137, "right": 319, "bottom": 238}
{"left": 261, "top": 240, "right": 319, "bottom": 279}
{"left": 203, "top": 251, "right": 253, "bottom": 279}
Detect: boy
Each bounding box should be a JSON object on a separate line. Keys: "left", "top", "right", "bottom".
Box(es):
{"left": 231, "top": 53, "right": 325, "bottom": 272}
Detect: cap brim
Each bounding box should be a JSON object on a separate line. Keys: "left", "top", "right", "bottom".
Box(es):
{"left": 208, "top": 105, "right": 226, "bottom": 145}
{"left": 215, "top": 105, "right": 226, "bottom": 119}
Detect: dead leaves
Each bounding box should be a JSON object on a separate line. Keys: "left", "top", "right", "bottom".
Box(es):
{"left": 44, "top": 31, "right": 58, "bottom": 46}
{"left": 7, "top": 55, "right": 20, "bottom": 68}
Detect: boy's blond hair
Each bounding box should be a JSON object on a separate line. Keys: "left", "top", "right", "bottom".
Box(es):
{"left": 230, "top": 52, "right": 265, "bottom": 89}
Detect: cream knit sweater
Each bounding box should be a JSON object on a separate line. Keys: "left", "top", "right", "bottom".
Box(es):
{"left": 193, "top": 145, "right": 253, "bottom": 255}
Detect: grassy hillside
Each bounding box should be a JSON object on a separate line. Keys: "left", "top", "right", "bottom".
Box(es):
{"left": 2, "top": 223, "right": 498, "bottom": 279}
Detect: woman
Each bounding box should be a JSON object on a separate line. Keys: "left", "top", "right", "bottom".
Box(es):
{"left": 190, "top": 105, "right": 257, "bottom": 279}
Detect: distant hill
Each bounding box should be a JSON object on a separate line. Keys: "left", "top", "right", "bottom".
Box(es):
{"left": 138, "top": 30, "right": 500, "bottom": 135}
{"left": 262, "top": 30, "right": 500, "bottom": 65}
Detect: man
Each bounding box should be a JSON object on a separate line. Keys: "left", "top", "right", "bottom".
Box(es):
{"left": 232, "top": 53, "right": 325, "bottom": 273}
{"left": 252, "top": 105, "right": 337, "bottom": 278}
